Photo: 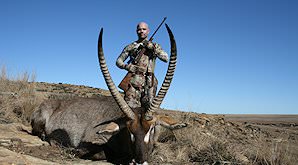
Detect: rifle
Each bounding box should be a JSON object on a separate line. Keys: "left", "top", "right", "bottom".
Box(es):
{"left": 119, "top": 17, "right": 167, "bottom": 92}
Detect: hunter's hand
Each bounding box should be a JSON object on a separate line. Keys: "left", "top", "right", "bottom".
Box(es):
{"left": 143, "top": 40, "right": 155, "bottom": 51}
{"left": 147, "top": 42, "right": 154, "bottom": 50}
{"left": 125, "top": 64, "right": 137, "bottom": 73}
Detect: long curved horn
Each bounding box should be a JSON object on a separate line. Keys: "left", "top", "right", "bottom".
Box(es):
{"left": 97, "top": 28, "right": 135, "bottom": 120}
{"left": 147, "top": 24, "right": 177, "bottom": 114}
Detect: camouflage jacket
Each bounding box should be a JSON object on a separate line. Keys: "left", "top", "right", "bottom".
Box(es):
{"left": 116, "top": 40, "right": 168, "bottom": 73}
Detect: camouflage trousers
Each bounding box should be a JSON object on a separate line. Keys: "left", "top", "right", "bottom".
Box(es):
{"left": 124, "top": 73, "right": 157, "bottom": 109}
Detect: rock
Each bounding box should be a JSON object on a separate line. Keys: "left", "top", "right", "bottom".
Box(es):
{"left": 0, "top": 122, "right": 113, "bottom": 164}
{"left": 0, "top": 123, "right": 48, "bottom": 147}
{"left": 0, "top": 146, "right": 57, "bottom": 164}
{"left": 0, "top": 146, "right": 112, "bottom": 165}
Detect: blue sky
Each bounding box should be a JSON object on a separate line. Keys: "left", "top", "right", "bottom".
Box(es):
{"left": 1, "top": 0, "right": 297, "bottom": 114}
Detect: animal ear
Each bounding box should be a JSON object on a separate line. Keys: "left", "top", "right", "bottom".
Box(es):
{"left": 157, "top": 115, "right": 188, "bottom": 130}
{"left": 97, "top": 122, "right": 120, "bottom": 134}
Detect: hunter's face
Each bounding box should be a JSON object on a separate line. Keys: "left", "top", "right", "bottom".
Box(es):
{"left": 137, "top": 22, "right": 149, "bottom": 40}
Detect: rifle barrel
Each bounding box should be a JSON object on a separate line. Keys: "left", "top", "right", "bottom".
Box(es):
{"left": 149, "top": 17, "right": 167, "bottom": 41}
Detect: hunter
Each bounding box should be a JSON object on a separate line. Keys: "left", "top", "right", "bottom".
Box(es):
{"left": 116, "top": 22, "right": 168, "bottom": 118}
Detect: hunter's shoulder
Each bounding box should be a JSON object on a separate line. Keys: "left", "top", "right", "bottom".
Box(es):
{"left": 124, "top": 41, "right": 138, "bottom": 49}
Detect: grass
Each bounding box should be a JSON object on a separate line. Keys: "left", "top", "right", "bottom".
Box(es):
{"left": 0, "top": 65, "right": 44, "bottom": 125}
{"left": 245, "top": 134, "right": 298, "bottom": 165}
{"left": 149, "top": 111, "right": 298, "bottom": 165}
{"left": 150, "top": 121, "right": 241, "bottom": 164}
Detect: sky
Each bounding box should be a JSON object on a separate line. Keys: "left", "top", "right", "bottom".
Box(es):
{"left": 1, "top": 0, "right": 297, "bottom": 114}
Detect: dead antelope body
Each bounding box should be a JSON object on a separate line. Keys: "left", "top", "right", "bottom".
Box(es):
{"left": 31, "top": 24, "right": 186, "bottom": 164}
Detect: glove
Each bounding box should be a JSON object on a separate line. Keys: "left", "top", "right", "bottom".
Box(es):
{"left": 125, "top": 64, "right": 138, "bottom": 73}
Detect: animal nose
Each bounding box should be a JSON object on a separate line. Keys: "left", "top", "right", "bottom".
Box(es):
{"left": 130, "top": 160, "right": 149, "bottom": 165}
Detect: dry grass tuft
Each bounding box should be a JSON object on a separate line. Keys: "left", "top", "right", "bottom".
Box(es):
{"left": 245, "top": 135, "right": 298, "bottom": 165}
{"left": 150, "top": 114, "right": 241, "bottom": 164}
{"left": 0, "top": 65, "right": 44, "bottom": 125}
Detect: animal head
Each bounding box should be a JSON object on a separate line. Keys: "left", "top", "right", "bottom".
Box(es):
{"left": 97, "top": 24, "right": 185, "bottom": 164}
